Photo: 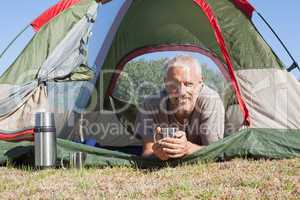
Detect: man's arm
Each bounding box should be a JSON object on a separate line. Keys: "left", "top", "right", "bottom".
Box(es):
{"left": 197, "top": 91, "right": 225, "bottom": 145}
{"left": 158, "top": 131, "right": 203, "bottom": 158}
{"left": 186, "top": 141, "right": 203, "bottom": 155}
{"left": 143, "top": 129, "right": 204, "bottom": 159}
{"left": 142, "top": 140, "right": 154, "bottom": 157}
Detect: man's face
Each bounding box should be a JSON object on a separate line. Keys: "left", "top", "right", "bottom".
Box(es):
{"left": 165, "top": 66, "right": 202, "bottom": 117}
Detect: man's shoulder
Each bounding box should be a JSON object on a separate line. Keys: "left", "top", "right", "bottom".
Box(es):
{"left": 199, "top": 85, "right": 222, "bottom": 99}
{"left": 196, "top": 85, "right": 224, "bottom": 109}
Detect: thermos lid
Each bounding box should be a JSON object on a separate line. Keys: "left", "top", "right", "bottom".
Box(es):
{"left": 35, "top": 112, "right": 55, "bottom": 128}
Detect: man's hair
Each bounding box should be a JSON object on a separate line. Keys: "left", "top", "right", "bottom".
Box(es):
{"left": 164, "top": 55, "right": 202, "bottom": 78}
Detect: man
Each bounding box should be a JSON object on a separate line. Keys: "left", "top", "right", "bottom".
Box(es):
{"left": 135, "top": 55, "right": 224, "bottom": 160}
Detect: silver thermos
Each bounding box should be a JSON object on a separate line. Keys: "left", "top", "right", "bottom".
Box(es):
{"left": 34, "top": 112, "right": 57, "bottom": 168}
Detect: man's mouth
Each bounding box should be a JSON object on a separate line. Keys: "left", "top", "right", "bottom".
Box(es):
{"left": 176, "top": 97, "right": 191, "bottom": 104}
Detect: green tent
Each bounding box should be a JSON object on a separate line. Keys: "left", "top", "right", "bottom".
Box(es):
{"left": 0, "top": 0, "right": 299, "bottom": 168}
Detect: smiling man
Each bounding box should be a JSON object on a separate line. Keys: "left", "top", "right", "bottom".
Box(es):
{"left": 135, "top": 55, "right": 225, "bottom": 160}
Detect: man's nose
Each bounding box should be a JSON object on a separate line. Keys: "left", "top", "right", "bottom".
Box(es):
{"left": 176, "top": 83, "right": 187, "bottom": 95}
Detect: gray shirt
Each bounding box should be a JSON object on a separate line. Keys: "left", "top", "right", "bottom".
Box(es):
{"left": 134, "top": 85, "right": 225, "bottom": 145}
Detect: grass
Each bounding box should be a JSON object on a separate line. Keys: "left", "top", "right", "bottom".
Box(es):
{"left": 0, "top": 158, "right": 299, "bottom": 199}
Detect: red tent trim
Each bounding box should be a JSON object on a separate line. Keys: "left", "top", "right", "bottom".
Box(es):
{"left": 0, "top": 129, "right": 34, "bottom": 140}
{"left": 31, "top": 0, "right": 81, "bottom": 32}
{"left": 233, "top": 0, "right": 255, "bottom": 19}
{"left": 194, "top": 0, "right": 250, "bottom": 125}
{"left": 106, "top": 44, "right": 230, "bottom": 97}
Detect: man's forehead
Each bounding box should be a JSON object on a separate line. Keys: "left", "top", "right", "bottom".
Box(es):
{"left": 168, "top": 65, "right": 190, "bottom": 72}
{"left": 167, "top": 66, "right": 199, "bottom": 78}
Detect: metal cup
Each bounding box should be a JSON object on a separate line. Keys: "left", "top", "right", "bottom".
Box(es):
{"left": 70, "top": 152, "right": 86, "bottom": 169}
{"left": 154, "top": 127, "right": 179, "bottom": 142}
{"left": 161, "top": 127, "right": 179, "bottom": 138}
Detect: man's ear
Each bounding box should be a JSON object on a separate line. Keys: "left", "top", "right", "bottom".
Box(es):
{"left": 199, "top": 75, "right": 204, "bottom": 82}
{"left": 163, "top": 77, "right": 167, "bottom": 88}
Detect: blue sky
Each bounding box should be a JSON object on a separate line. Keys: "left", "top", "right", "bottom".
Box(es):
{"left": 0, "top": 0, "right": 299, "bottom": 78}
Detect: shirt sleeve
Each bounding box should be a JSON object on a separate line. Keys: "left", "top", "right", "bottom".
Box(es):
{"left": 197, "top": 94, "right": 225, "bottom": 145}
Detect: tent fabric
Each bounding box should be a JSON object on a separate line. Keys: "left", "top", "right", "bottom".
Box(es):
{"left": 99, "top": 0, "right": 219, "bottom": 108}
{"left": 236, "top": 69, "right": 300, "bottom": 129}
{"left": 0, "top": 85, "right": 49, "bottom": 135}
{"left": 0, "top": 129, "right": 34, "bottom": 141}
{"left": 232, "top": 0, "right": 255, "bottom": 18}
{"left": 97, "top": 0, "right": 285, "bottom": 125}
{"left": 0, "top": 81, "right": 94, "bottom": 140}
{"left": 37, "top": 4, "right": 97, "bottom": 81}
{"left": 66, "top": 111, "right": 141, "bottom": 146}
{"left": 0, "top": 83, "right": 86, "bottom": 141}
{"left": 0, "top": 82, "right": 39, "bottom": 118}
{"left": 0, "top": 128, "right": 299, "bottom": 168}
{"left": 225, "top": 104, "right": 244, "bottom": 135}
{"left": 194, "top": 0, "right": 250, "bottom": 124}
{"left": 0, "top": 0, "right": 97, "bottom": 85}
{"left": 0, "top": 0, "right": 299, "bottom": 163}
{"left": 31, "top": 0, "right": 81, "bottom": 31}
{"left": 0, "top": 3, "right": 97, "bottom": 131}
{"left": 207, "top": 0, "right": 284, "bottom": 71}
{"left": 98, "top": 0, "right": 284, "bottom": 94}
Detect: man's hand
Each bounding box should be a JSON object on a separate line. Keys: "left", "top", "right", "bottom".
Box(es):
{"left": 153, "top": 128, "right": 189, "bottom": 159}
{"left": 159, "top": 130, "right": 189, "bottom": 158}
{"left": 152, "top": 142, "right": 170, "bottom": 160}
{"left": 145, "top": 127, "right": 202, "bottom": 160}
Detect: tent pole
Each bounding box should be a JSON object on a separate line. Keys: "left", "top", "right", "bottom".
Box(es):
{"left": 96, "top": 0, "right": 112, "bottom": 4}
{"left": 0, "top": 24, "right": 30, "bottom": 60}
{"left": 255, "top": 11, "right": 300, "bottom": 73}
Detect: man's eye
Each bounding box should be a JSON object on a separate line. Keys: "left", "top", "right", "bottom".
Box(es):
{"left": 185, "top": 82, "right": 193, "bottom": 87}
{"left": 169, "top": 81, "right": 179, "bottom": 87}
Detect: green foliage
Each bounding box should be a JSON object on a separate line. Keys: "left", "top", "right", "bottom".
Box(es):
{"left": 201, "top": 63, "right": 227, "bottom": 95}
{"left": 113, "top": 58, "right": 166, "bottom": 105}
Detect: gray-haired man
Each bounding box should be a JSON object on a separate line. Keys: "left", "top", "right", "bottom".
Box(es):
{"left": 135, "top": 55, "right": 225, "bottom": 160}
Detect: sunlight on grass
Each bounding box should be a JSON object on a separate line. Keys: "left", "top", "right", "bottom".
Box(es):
{"left": 0, "top": 158, "right": 299, "bottom": 199}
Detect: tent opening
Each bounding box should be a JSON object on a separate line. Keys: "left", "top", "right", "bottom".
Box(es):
{"left": 109, "top": 50, "right": 244, "bottom": 138}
